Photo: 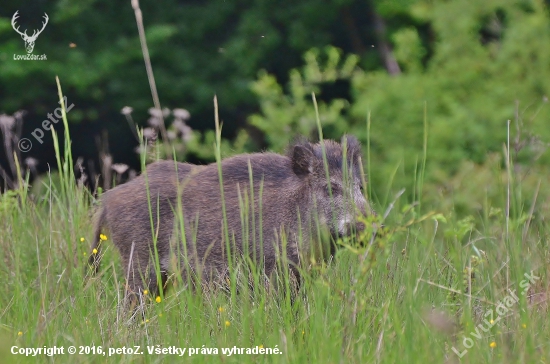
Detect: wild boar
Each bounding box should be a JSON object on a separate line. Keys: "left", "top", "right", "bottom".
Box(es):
{"left": 88, "top": 136, "right": 372, "bottom": 300}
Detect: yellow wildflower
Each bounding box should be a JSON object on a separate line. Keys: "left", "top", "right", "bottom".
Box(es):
{"left": 218, "top": 307, "right": 225, "bottom": 313}
{"left": 143, "top": 290, "right": 148, "bottom": 295}
{"left": 99, "top": 234, "right": 107, "bottom": 241}
{"left": 17, "top": 331, "right": 23, "bottom": 336}
{"left": 92, "top": 249, "right": 98, "bottom": 254}
{"left": 489, "top": 342, "right": 497, "bottom": 349}
{"left": 225, "top": 320, "right": 230, "bottom": 327}
{"left": 522, "top": 324, "right": 527, "bottom": 329}
{"left": 80, "top": 237, "right": 85, "bottom": 242}
{"left": 156, "top": 296, "right": 161, "bottom": 303}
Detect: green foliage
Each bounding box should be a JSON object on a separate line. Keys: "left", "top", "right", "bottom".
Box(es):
{"left": 249, "top": 47, "right": 359, "bottom": 151}
{"left": 353, "top": 0, "right": 550, "bottom": 199}
{"left": 0, "top": 189, "right": 19, "bottom": 215}
{"left": 0, "top": 0, "right": 375, "bottom": 141}
{"left": 248, "top": 0, "right": 550, "bottom": 214}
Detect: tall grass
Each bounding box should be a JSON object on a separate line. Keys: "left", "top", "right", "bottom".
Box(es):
{"left": 0, "top": 81, "right": 548, "bottom": 364}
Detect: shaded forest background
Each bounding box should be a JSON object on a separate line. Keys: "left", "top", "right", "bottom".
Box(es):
{"left": 1, "top": 0, "right": 549, "bottom": 215}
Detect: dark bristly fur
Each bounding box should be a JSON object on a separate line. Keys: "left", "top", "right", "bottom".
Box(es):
{"left": 88, "top": 136, "right": 372, "bottom": 302}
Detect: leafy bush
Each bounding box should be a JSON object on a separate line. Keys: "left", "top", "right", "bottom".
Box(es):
{"left": 247, "top": 0, "right": 550, "bottom": 214}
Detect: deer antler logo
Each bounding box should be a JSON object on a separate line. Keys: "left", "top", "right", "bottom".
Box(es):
{"left": 11, "top": 11, "right": 49, "bottom": 54}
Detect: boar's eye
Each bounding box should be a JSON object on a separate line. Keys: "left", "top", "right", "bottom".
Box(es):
{"left": 325, "top": 184, "right": 340, "bottom": 195}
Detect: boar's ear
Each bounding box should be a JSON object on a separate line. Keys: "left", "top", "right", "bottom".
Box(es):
{"left": 342, "top": 135, "right": 362, "bottom": 164}
{"left": 292, "top": 143, "right": 315, "bottom": 176}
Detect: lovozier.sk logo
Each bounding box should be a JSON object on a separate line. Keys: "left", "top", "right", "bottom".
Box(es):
{"left": 11, "top": 10, "right": 48, "bottom": 61}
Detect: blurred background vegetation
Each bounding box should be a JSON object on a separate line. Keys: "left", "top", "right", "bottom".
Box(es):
{"left": 0, "top": 0, "right": 549, "bottom": 216}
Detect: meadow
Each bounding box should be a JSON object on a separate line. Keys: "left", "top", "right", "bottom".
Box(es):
{"left": 1, "top": 83, "right": 549, "bottom": 364}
